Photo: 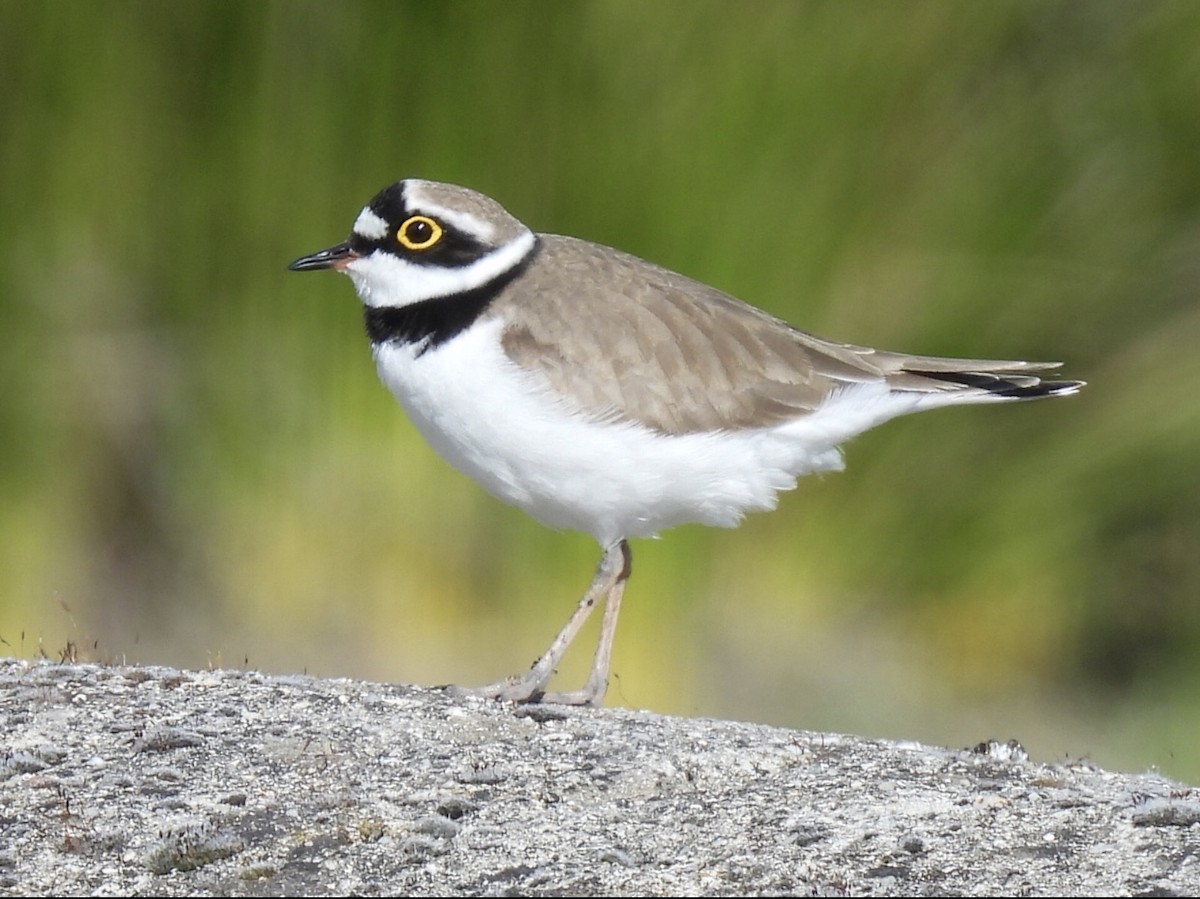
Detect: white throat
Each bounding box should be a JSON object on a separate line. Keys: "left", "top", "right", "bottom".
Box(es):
{"left": 344, "top": 231, "right": 536, "bottom": 309}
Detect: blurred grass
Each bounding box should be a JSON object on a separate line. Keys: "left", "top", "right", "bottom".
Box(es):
{"left": 2, "top": 1, "right": 1199, "bottom": 780}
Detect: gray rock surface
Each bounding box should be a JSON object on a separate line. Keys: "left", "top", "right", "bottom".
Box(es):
{"left": 2, "top": 658, "right": 1197, "bottom": 896}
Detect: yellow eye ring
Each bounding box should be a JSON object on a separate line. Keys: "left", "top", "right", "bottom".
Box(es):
{"left": 397, "top": 215, "right": 443, "bottom": 251}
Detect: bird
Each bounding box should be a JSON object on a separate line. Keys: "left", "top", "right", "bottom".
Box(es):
{"left": 288, "top": 178, "right": 1083, "bottom": 708}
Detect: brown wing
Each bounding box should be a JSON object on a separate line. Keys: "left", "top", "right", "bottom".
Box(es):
{"left": 494, "top": 236, "right": 1076, "bottom": 435}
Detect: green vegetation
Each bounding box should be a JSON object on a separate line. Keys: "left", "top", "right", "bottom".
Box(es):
{"left": 2, "top": 1, "right": 1198, "bottom": 780}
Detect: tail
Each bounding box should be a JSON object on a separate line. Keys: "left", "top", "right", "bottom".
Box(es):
{"left": 881, "top": 356, "right": 1084, "bottom": 403}
{"left": 768, "top": 353, "right": 1083, "bottom": 472}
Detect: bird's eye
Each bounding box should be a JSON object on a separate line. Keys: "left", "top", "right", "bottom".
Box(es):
{"left": 397, "top": 215, "right": 443, "bottom": 251}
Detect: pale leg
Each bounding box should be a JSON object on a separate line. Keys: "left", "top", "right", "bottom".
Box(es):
{"left": 457, "top": 539, "right": 631, "bottom": 706}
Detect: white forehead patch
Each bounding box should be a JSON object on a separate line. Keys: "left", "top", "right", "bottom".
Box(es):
{"left": 353, "top": 207, "right": 389, "bottom": 240}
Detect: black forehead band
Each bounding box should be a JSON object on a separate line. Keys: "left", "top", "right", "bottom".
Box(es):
{"left": 368, "top": 182, "right": 410, "bottom": 223}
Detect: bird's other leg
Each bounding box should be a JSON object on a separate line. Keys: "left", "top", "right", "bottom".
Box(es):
{"left": 454, "top": 539, "right": 630, "bottom": 705}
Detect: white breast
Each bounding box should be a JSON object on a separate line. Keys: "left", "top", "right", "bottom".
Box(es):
{"left": 368, "top": 318, "right": 935, "bottom": 545}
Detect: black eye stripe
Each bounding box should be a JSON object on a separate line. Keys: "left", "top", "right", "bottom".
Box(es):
{"left": 393, "top": 223, "right": 492, "bottom": 267}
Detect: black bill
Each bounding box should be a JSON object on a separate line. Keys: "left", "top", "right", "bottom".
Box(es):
{"left": 287, "top": 241, "right": 359, "bottom": 272}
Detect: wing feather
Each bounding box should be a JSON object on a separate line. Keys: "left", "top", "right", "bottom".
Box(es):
{"left": 495, "top": 236, "right": 1080, "bottom": 435}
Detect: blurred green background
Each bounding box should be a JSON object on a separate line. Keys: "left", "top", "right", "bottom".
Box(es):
{"left": 3, "top": 1, "right": 1199, "bottom": 781}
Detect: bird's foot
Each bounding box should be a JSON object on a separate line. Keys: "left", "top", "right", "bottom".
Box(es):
{"left": 447, "top": 675, "right": 605, "bottom": 708}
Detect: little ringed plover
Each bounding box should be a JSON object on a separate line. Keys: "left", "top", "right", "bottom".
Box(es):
{"left": 289, "top": 178, "right": 1083, "bottom": 707}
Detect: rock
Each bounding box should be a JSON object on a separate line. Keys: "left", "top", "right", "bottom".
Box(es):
{"left": 1, "top": 658, "right": 1196, "bottom": 896}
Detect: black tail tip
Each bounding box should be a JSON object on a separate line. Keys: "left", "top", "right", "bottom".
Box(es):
{"left": 995, "top": 379, "right": 1085, "bottom": 399}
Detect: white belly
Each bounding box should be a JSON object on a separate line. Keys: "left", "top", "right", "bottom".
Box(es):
{"left": 370, "top": 319, "right": 918, "bottom": 545}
